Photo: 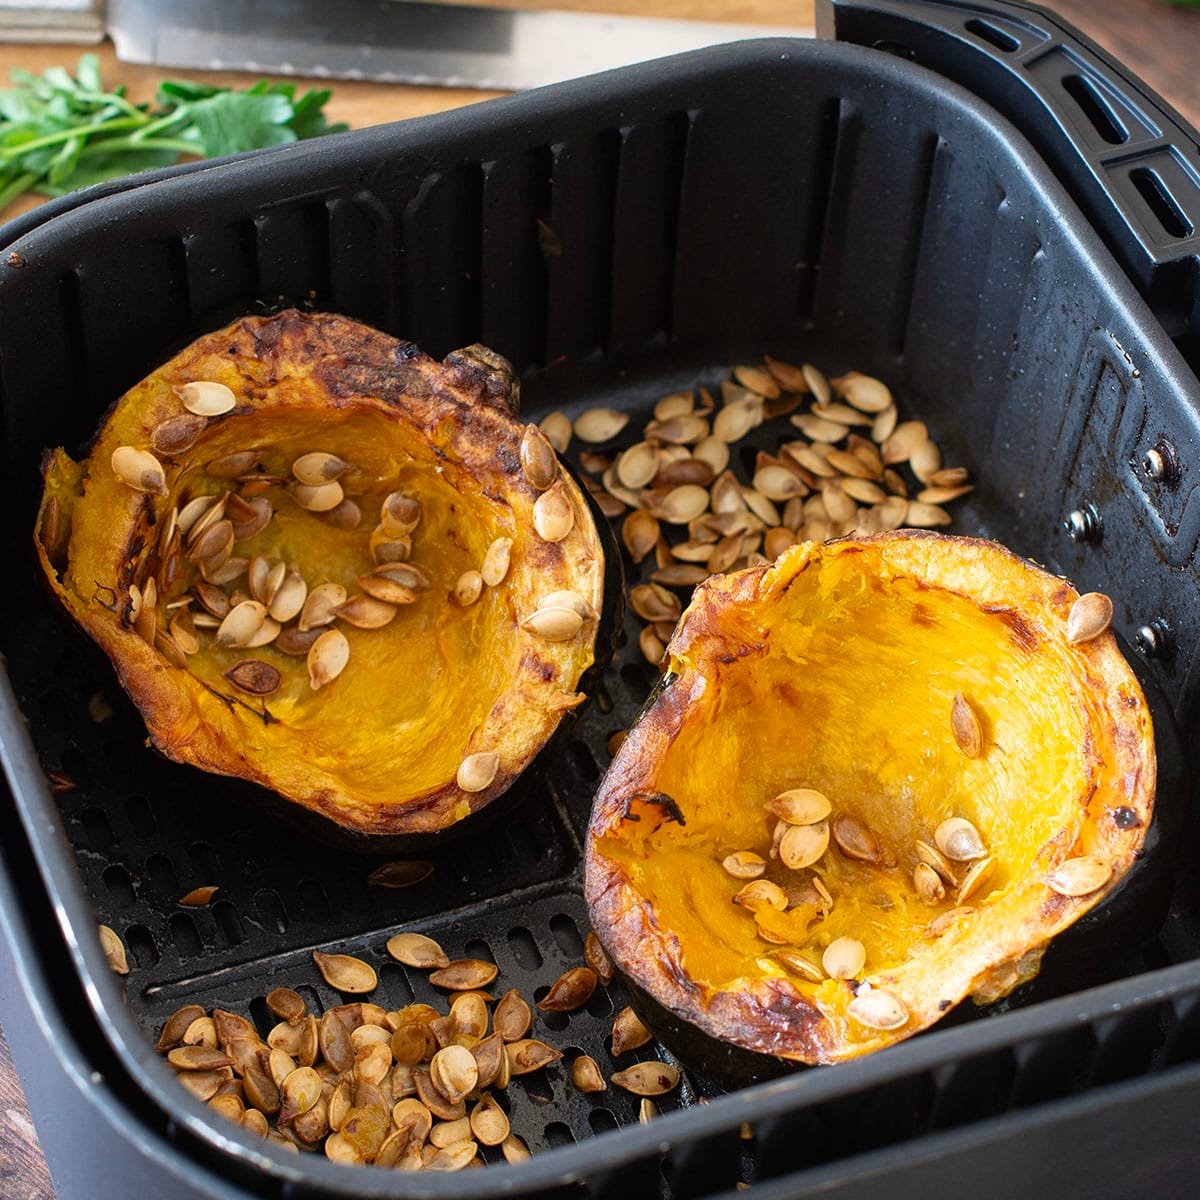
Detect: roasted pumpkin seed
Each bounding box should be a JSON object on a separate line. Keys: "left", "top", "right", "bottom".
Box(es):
{"left": 822, "top": 937, "right": 866, "bottom": 980}
{"left": 522, "top": 605, "right": 584, "bottom": 642}
{"left": 772, "top": 949, "right": 824, "bottom": 984}
{"left": 451, "top": 569, "right": 484, "bottom": 607}
{"left": 584, "top": 931, "right": 614, "bottom": 986}
{"left": 307, "top": 628, "right": 350, "bottom": 689}
{"left": 913, "top": 862, "right": 946, "bottom": 905}
{"left": 935, "top": 817, "right": 986, "bottom": 862}
{"left": 612, "top": 1061, "right": 679, "bottom": 1096}
{"left": 111, "top": 445, "right": 168, "bottom": 495}
{"left": 611, "top": 1006, "right": 654, "bottom": 1056}
{"left": 456, "top": 751, "right": 500, "bottom": 793}
{"left": 99, "top": 923, "right": 129, "bottom": 974}
{"left": 333, "top": 594, "right": 397, "bottom": 630}
{"left": 1066, "top": 592, "right": 1113, "bottom": 644}
{"left": 951, "top": 692, "right": 984, "bottom": 758}
{"left": 767, "top": 788, "right": 831, "bottom": 826}
{"left": 505, "top": 1039, "right": 562, "bottom": 1076}
{"left": 537, "top": 967, "right": 597, "bottom": 1012}
{"left": 224, "top": 659, "right": 281, "bottom": 696}
{"left": 571, "top": 1055, "right": 606, "bottom": 1094}
{"left": 429, "top": 959, "right": 499, "bottom": 991}
{"left": 540, "top": 411, "right": 572, "bottom": 452}
{"left": 175, "top": 380, "right": 236, "bottom": 416}
{"left": 574, "top": 406, "right": 629, "bottom": 443}
{"left": 779, "top": 821, "right": 831, "bottom": 870}
{"left": 847, "top": 988, "right": 908, "bottom": 1031}
{"left": 733, "top": 879, "right": 788, "bottom": 911}
{"left": 312, "top": 950, "right": 378, "bottom": 994}
{"left": 532, "top": 482, "right": 575, "bottom": 542}
{"left": 722, "top": 850, "right": 767, "bottom": 879}
{"left": 831, "top": 813, "right": 881, "bottom": 864}
{"left": 1045, "top": 855, "right": 1111, "bottom": 897}
{"left": 386, "top": 932, "right": 450, "bottom": 969}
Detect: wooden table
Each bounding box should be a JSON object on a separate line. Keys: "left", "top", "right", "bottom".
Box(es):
{"left": 1, "top": 0, "right": 1196, "bottom": 1194}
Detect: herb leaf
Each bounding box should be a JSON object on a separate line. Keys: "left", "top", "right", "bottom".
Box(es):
{"left": 0, "top": 55, "right": 348, "bottom": 217}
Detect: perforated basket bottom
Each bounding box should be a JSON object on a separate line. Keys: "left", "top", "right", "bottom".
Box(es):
{"left": 9, "top": 358, "right": 1189, "bottom": 1168}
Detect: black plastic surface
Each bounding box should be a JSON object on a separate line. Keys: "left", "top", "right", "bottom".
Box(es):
{"left": 1, "top": 24, "right": 1200, "bottom": 1200}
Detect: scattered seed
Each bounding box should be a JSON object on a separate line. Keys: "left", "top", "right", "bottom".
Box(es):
{"left": 290, "top": 480, "right": 345, "bottom": 513}
{"left": 772, "top": 949, "right": 825, "bottom": 984}
{"left": 617, "top": 442, "right": 661, "bottom": 489}
{"left": 574, "top": 407, "right": 629, "bottom": 443}
{"left": 522, "top": 606, "right": 584, "bottom": 642}
{"left": 646, "top": 413, "right": 710, "bottom": 445}
{"left": 837, "top": 371, "right": 892, "bottom": 413}
{"left": 767, "top": 788, "right": 832, "bottom": 826}
{"left": 1045, "top": 855, "right": 1112, "bottom": 897}
{"left": 910, "top": 438, "right": 941, "bottom": 483}
{"left": 780, "top": 821, "right": 831, "bottom": 870}
{"left": 915, "top": 839, "right": 957, "bottom": 886}
{"left": 505, "top": 1039, "right": 563, "bottom": 1075}
{"left": 630, "top": 582, "right": 681, "bottom": 623}
{"left": 539, "top": 411, "right": 572, "bottom": 452}
{"left": 537, "top": 967, "right": 597, "bottom": 1012}
{"left": 380, "top": 492, "right": 422, "bottom": 537}
{"left": 532, "top": 482, "right": 575, "bottom": 542}
{"left": 312, "top": 951, "right": 377, "bottom": 994}
{"left": 611, "top": 1006, "right": 654, "bottom": 1056}
{"left": 429, "top": 959, "right": 499, "bottom": 991}
{"left": 168, "top": 1044, "right": 234, "bottom": 1071}
{"left": 611, "top": 1062, "right": 679, "bottom": 1097}
{"left": 822, "top": 937, "right": 866, "bottom": 980}
{"left": 179, "top": 885, "right": 218, "bottom": 906}
{"left": 905, "top": 500, "right": 952, "bottom": 527}
{"left": 427, "top": 1140, "right": 478, "bottom": 1172}
{"left": 733, "top": 879, "right": 788, "bottom": 911}
{"left": 292, "top": 451, "right": 350, "bottom": 486}
{"left": 265, "top": 988, "right": 307, "bottom": 1027}
{"left": 935, "top": 817, "right": 987, "bottom": 862}
{"left": 584, "top": 932, "right": 614, "bottom": 986}
{"left": 847, "top": 988, "right": 908, "bottom": 1031}
{"left": 268, "top": 567, "right": 307, "bottom": 623}
{"left": 502, "top": 1134, "right": 531, "bottom": 1163}
{"left": 924, "top": 906, "right": 976, "bottom": 938}
{"left": 334, "top": 594, "right": 397, "bottom": 630}
{"left": 622, "top": 510, "right": 661, "bottom": 564}
{"left": 157, "top": 1005, "right": 207, "bottom": 1052}
{"left": 111, "top": 445, "right": 167, "bottom": 495}
{"left": 951, "top": 692, "right": 984, "bottom": 758}
{"left": 713, "top": 397, "right": 762, "bottom": 443}
{"left": 956, "top": 855, "right": 996, "bottom": 904}
{"left": 722, "top": 850, "right": 767, "bottom": 879}
{"left": 296, "top": 582, "right": 346, "bottom": 632}
{"left": 215, "top": 600, "right": 266, "bottom": 648}
{"left": 451, "top": 570, "right": 484, "bottom": 607}
{"left": 481, "top": 537, "right": 513, "bottom": 587}
{"left": 537, "top": 589, "right": 598, "bottom": 622}
{"left": 520, "top": 424, "right": 558, "bottom": 490}
{"left": 175, "top": 380, "right": 236, "bottom": 416}
{"left": 207, "top": 450, "right": 259, "bottom": 479}
{"left": 1066, "top": 592, "right": 1113, "bottom": 644}
{"left": 913, "top": 862, "right": 946, "bottom": 904}
{"left": 356, "top": 574, "right": 417, "bottom": 606}
{"left": 371, "top": 534, "right": 411, "bottom": 564}
{"left": 832, "top": 813, "right": 881, "bottom": 864}
{"left": 303, "top": 628, "right": 348, "bottom": 690}
{"left": 493, "top": 989, "right": 532, "bottom": 1042}
{"left": 457, "top": 751, "right": 500, "bottom": 793}
{"left": 224, "top": 658, "right": 281, "bottom": 696}
{"left": 565, "top": 1055, "right": 605, "bottom": 1095}
{"left": 387, "top": 932, "right": 450, "bottom": 969}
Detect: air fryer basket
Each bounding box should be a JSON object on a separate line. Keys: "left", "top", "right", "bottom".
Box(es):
{"left": 3, "top": 4, "right": 1200, "bottom": 1198}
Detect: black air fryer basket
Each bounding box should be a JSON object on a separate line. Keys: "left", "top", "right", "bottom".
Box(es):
{"left": 3, "top": 2, "right": 1200, "bottom": 1196}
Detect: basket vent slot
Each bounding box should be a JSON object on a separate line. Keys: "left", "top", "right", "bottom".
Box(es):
{"left": 1063, "top": 74, "right": 1128, "bottom": 145}
{"left": 1131, "top": 167, "right": 1194, "bottom": 238}
{"left": 965, "top": 18, "right": 1020, "bottom": 53}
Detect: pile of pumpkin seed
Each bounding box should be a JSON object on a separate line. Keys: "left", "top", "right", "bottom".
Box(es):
{"left": 148, "top": 928, "right": 675, "bottom": 1170}
{"left": 540, "top": 359, "right": 973, "bottom": 667}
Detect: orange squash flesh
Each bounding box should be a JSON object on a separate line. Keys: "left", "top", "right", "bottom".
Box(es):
{"left": 35, "top": 311, "right": 606, "bottom": 838}
{"left": 585, "top": 533, "right": 1154, "bottom": 1064}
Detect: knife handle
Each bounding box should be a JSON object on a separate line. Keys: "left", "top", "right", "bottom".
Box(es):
{"left": 818, "top": 0, "right": 1200, "bottom": 352}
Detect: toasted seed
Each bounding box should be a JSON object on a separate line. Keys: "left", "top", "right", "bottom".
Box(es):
{"left": 177, "top": 494, "right": 218, "bottom": 538}
{"left": 273, "top": 627, "right": 319, "bottom": 656}
{"left": 567, "top": 1055, "right": 606, "bottom": 1095}
{"left": 791, "top": 413, "right": 843, "bottom": 444}
{"left": 882, "top": 421, "right": 928, "bottom": 463}
{"left": 176, "top": 1069, "right": 228, "bottom": 1103}
{"left": 313, "top": 951, "right": 377, "bottom": 995}
{"left": 265, "top": 988, "right": 306, "bottom": 1027}
{"left": 98, "top": 922, "right": 129, "bottom": 974}
{"left": 915, "top": 839, "right": 957, "bottom": 887}
{"left": 754, "top": 465, "right": 806, "bottom": 502}
{"left": 390, "top": 1021, "right": 433, "bottom": 1066}
{"left": 872, "top": 405, "right": 898, "bottom": 443}
{"left": 370, "top": 530, "right": 411, "bottom": 564}
{"left": 630, "top": 582, "right": 681, "bottom": 623}
{"left": 935, "top": 817, "right": 987, "bottom": 862}
{"left": 292, "top": 451, "right": 350, "bottom": 486}
{"left": 910, "top": 438, "right": 941, "bottom": 484}
{"left": 767, "top": 788, "right": 831, "bottom": 826}
{"left": 617, "top": 442, "right": 660, "bottom": 490}
{"left": 770, "top": 949, "right": 824, "bottom": 984}
{"left": 215, "top": 600, "right": 266, "bottom": 648}
{"left": 205, "top": 450, "right": 259, "bottom": 479}
{"left": 951, "top": 692, "right": 984, "bottom": 758}
{"left": 224, "top": 658, "right": 281, "bottom": 696}
{"left": 712, "top": 397, "right": 762, "bottom": 443}
{"left": 429, "top": 1045, "right": 478, "bottom": 1105}
{"left": 608, "top": 1007, "right": 653, "bottom": 1058}
{"left": 722, "top": 851, "right": 767, "bottom": 879}
{"left": 913, "top": 862, "right": 946, "bottom": 904}
{"left": 247, "top": 554, "right": 272, "bottom": 603}
{"left": 379, "top": 492, "right": 421, "bottom": 538}
{"left": 468, "top": 1032, "right": 504, "bottom": 1091}
{"left": 298, "top": 582, "right": 347, "bottom": 631}
{"left": 1046, "top": 855, "right": 1112, "bottom": 897}
{"left": 505, "top": 1039, "right": 563, "bottom": 1076}
{"left": 924, "top": 906, "right": 976, "bottom": 939}
{"left": 645, "top": 413, "right": 710, "bottom": 445}
{"left": 653, "top": 391, "right": 694, "bottom": 421}
{"left": 429, "top": 959, "right": 499, "bottom": 991}
{"left": 175, "top": 380, "right": 236, "bottom": 416}
{"left": 537, "top": 967, "right": 597, "bottom": 1013}
{"left": 387, "top": 932, "right": 450, "bottom": 969}
{"left": 1066, "top": 592, "right": 1113, "bottom": 644}
{"left": 536, "top": 590, "right": 598, "bottom": 624}
{"left": 574, "top": 407, "right": 628, "bottom": 443}
{"left": 150, "top": 412, "right": 209, "bottom": 457}
{"left": 918, "top": 484, "right": 973, "bottom": 504}
{"left": 188, "top": 518, "right": 235, "bottom": 566}
{"left": 733, "top": 879, "right": 788, "bottom": 911}
{"left": 303, "top": 628, "right": 348, "bottom": 690}
{"left": 492, "top": 989, "right": 532, "bottom": 1042}
{"left": 268, "top": 567, "right": 307, "bottom": 623}
{"left": 622, "top": 510, "right": 660, "bottom": 564}
{"left": 430, "top": 1116, "right": 472, "bottom": 1149}
{"left": 656, "top": 457, "right": 715, "bottom": 489}
{"left": 178, "top": 885, "right": 218, "bottom": 907}
{"left": 451, "top": 570, "right": 484, "bottom": 607}
{"left": 639, "top": 625, "right": 666, "bottom": 666}
{"left": 315, "top": 497, "right": 359, "bottom": 532}
{"left": 834, "top": 371, "right": 891, "bottom": 413}
{"left": 157, "top": 1004, "right": 207, "bottom": 1052}
{"left": 356, "top": 574, "right": 417, "bottom": 606}
{"left": 463, "top": 1093, "right": 509, "bottom": 1147}
{"left": 956, "top": 855, "right": 996, "bottom": 905}
{"left": 111, "top": 445, "right": 168, "bottom": 495}
{"left": 207, "top": 1092, "right": 245, "bottom": 1123}
{"left": 334, "top": 594, "right": 397, "bottom": 630}
{"left": 652, "top": 563, "right": 707, "bottom": 587}
{"left": 839, "top": 476, "right": 887, "bottom": 505}
{"left": 822, "top": 937, "right": 866, "bottom": 980}
{"left": 519, "top": 423, "right": 558, "bottom": 490}
{"left": 539, "top": 411, "right": 572, "bottom": 452}
{"left": 905, "top": 500, "right": 952, "bottom": 527}
{"left": 168, "top": 1044, "right": 235, "bottom": 1071}
{"left": 584, "top": 932, "right": 614, "bottom": 986}
{"left": 167, "top": 608, "right": 199, "bottom": 655}
{"left": 764, "top": 526, "right": 798, "bottom": 560}
{"left": 847, "top": 988, "right": 908, "bottom": 1031}
{"left": 780, "top": 821, "right": 831, "bottom": 870}
{"left": 502, "top": 1133, "right": 531, "bottom": 1163}
{"left": 832, "top": 813, "right": 881, "bottom": 864}
{"left": 275, "top": 1065, "right": 322, "bottom": 1123}
{"left": 476, "top": 536, "right": 513, "bottom": 589}
{"left": 456, "top": 752, "right": 499, "bottom": 793}
{"left": 522, "top": 606, "right": 584, "bottom": 642}
{"left": 427, "top": 1140, "right": 478, "bottom": 1172}
{"left": 671, "top": 538, "right": 717, "bottom": 564}
{"left": 290, "top": 479, "right": 345, "bottom": 513}
{"left": 741, "top": 487, "right": 780, "bottom": 528}
{"left": 692, "top": 435, "right": 730, "bottom": 476}
{"left": 532, "top": 482, "right": 575, "bottom": 542}
{"left": 612, "top": 1062, "right": 679, "bottom": 1097}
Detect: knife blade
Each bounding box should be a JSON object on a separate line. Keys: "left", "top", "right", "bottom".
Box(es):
{"left": 107, "top": 0, "right": 810, "bottom": 91}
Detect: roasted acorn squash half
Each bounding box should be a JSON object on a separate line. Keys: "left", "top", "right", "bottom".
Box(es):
{"left": 35, "top": 310, "right": 608, "bottom": 840}
{"left": 585, "top": 532, "right": 1155, "bottom": 1065}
